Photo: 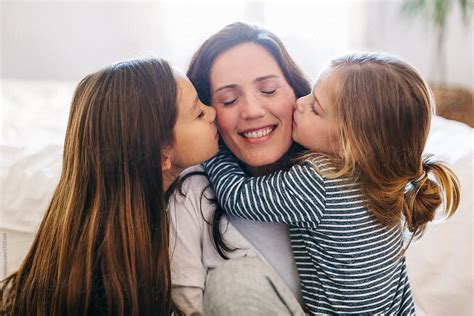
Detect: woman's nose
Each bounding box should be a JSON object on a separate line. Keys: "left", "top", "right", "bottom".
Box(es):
{"left": 241, "top": 95, "right": 266, "bottom": 120}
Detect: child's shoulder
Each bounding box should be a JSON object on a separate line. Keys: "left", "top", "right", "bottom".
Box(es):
{"left": 304, "top": 153, "right": 332, "bottom": 165}
{"left": 171, "top": 164, "right": 215, "bottom": 201}
{"left": 299, "top": 154, "right": 360, "bottom": 191}
{"left": 168, "top": 164, "right": 216, "bottom": 220}
{"left": 180, "top": 164, "right": 210, "bottom": 185}
{"left": 299, "top": 153, "right": 337, "bottom": 175}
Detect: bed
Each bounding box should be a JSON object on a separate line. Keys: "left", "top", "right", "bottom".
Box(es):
{"left": 1, "top": 79, "right": 472, "bottom": 315}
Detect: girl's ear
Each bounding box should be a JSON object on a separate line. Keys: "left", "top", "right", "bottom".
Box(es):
{"left": 161, "top": 149, "right": 172, "bottom": 171}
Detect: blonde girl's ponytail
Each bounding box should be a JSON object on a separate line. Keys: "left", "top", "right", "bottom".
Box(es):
{"left": 403, "top": 155, "right": 460, "bottom": 240}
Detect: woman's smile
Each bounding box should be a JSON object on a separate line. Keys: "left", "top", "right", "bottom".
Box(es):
{"left": 239, "top": 125, "right": 277, "bottom": 143}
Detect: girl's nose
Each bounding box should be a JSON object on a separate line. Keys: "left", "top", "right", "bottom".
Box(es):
{"left": 295, "top": 96, "right": 306, "bottom": 113}
{"left": 208, "top": 106, "right": 217, "bottom": 123}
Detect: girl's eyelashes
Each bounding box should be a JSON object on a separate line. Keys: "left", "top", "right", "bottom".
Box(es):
{"left": 310, "top": 103, "right": 319, "bottom": 115}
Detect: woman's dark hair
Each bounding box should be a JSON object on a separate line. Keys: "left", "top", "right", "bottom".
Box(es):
{"left": 187, "top": 22, "right": 311, "bottom": 258}
{"left": 1, "top": 58, "right": 177, "bottom": 315}
{"left": 187, "top": 22, "right": 310, "bottom": 104}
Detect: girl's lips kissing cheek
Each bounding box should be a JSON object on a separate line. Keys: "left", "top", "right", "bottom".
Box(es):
{"left": 239, "top": 125, "right": 276, "bottom": 143}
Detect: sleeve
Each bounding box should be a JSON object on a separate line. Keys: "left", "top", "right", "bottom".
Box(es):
{"left": 168, "top": 175, "right": 209, "bottom": 315}
{"left": 203, "top": 146, "right": 327, "bottom": 226}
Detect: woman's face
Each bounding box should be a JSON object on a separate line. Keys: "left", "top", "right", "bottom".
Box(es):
{"left": 210, "top": 42, "right": 296, "bottom": 167}
{"left": 170, "top": 73, "right": 218, "bottom": 169}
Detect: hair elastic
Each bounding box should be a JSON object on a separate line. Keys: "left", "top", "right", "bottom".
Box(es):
{"left": 404, "top": 170, "right": 428, "bottom": 195}
{"left": 412, "top": 171, "right": 428, "bottom": 186}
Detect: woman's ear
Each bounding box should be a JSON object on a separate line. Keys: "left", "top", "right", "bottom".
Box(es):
{"left": 161, "top": 149, "right": 172, "bottom": 171}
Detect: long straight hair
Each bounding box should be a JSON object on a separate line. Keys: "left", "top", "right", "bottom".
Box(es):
{"left": 312, "top": 52, "right": 460, "bottom": 241}
{"left": 187, "top": 22, "right": 311, "bottom": 258}
{"left": 1, "top": 58, "right": 177, "bottom": 315}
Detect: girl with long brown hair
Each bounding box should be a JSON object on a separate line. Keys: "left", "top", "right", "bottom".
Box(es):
{"left": 1, "top": 57, "right": 218, "bottom": 315}
{"left": 204, "top": 52, "right": 460, "bottom": 315}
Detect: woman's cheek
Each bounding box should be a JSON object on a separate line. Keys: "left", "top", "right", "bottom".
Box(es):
{"left": 214, "top": 107, "right": 235, "bottom": 134}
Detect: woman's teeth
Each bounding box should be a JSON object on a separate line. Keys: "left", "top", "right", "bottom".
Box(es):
{"left": 242, "top": 126, "right": 274, "bottom": 139}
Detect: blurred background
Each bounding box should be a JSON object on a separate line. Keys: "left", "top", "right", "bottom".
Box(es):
{"left": 2, "top": 0, "right": 472, "bottom": 127}
{"left": 1, "top": 0, "right": 472, "bottom": 86}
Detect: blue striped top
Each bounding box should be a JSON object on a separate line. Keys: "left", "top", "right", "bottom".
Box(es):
{"left": 204, "top": 148, "right": 415, "bottom": 315}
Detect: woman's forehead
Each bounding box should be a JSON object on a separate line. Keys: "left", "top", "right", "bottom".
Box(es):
{"left": 210, "top": 43, "right": 283, "bottom": 88}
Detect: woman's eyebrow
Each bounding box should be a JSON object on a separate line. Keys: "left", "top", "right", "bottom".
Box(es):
{"left": 254, "top": 74, "right": 279, "bottom": 84}
{"left": 214, "top": 84, "right": 238, "bottom": 93}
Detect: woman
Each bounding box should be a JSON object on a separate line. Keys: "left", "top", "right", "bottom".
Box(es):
{"left": 1, "top": 58, "right": 218, "bottom": 315}
{"left": 169, "top": 22, "right": 310, "bottom": 315}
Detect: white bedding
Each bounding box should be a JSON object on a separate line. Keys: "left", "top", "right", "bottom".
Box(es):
{"left": 1, "top": 79, "right": 472, "bottom": 315}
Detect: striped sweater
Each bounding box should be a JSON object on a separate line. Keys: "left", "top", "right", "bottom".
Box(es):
{"left": 204, "top": 148, "right": 415, "bottom": 315}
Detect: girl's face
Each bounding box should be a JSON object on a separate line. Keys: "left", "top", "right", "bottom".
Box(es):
{"left": 210, "top": 43, "right": 296, "bottom": 167}
{"left": 170, "top": 73, "right": 218, "bottom": 168}
{"left": 293, "top": 74, "right": 342, "bottom": 156}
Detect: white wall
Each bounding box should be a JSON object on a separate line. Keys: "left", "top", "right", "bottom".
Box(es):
{"left": 1, "top": 1, "right": 472, "bottom": 90}
{"left": 0, "top": 1, "right": 252, "bottom": 81}
{"left": 361, "top": 0, "right": 473, "bottom": 89}
{"left": 1, "top": 2, "right": 173, "bottom": 81}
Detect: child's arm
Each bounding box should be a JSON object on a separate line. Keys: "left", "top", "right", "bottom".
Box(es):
{"left": 204, "top": 146, "right": 326, "bottom": 225}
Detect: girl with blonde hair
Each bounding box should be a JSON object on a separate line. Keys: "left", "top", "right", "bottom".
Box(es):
{"left": 205, "top": 52, "right": 460, "bottom": 315}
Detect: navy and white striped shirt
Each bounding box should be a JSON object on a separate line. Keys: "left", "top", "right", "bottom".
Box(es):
{"left": 204, "top": 148, "right": 415, "bottom": 315}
